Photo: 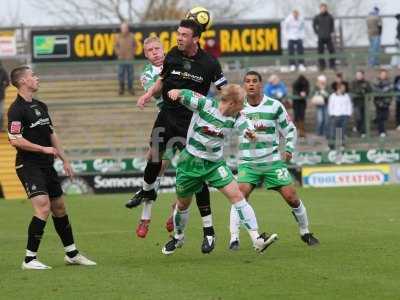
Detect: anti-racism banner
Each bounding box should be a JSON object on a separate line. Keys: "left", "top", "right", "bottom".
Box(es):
{"left": 30, "top": 22, "right": 281, "bottom": 62}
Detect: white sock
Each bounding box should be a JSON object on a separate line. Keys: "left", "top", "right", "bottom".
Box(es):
{"left": 143, "top": 181, "right": 155, "bottom": 191}
{"left": 292, "top": 200, "right": 310, "bottom": 236}
{"left": 26, "top": 250, "right": 37, "bottom": 257}
{"left": 173, "top": 206, "right": 189, "bottom": 240}
{"left": 234, "top": 199, "right": 259, "bottom": 243}
{"left": 154, "top": 177, "right": 161, "bottom": 192}
{"left": 230, "top": 205, "right": 241, "bottom": 242}
{"left": 64, "top": 243, "right": 77, "bottom": 253}
{"left": 141, "top": 200, "right": 153, "bottom": 220}
{"left": 202, "top": 214, "right": 213, "bottom": 228}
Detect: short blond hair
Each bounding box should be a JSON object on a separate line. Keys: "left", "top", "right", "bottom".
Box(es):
{"left": 219, "top": 84, "right": 245, "bottom": 103}
{"left": 144, "top": 36, "right": 162, "bottom": 46}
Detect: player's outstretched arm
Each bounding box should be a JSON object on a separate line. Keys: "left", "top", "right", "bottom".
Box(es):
{"left": 50, "top": 132, "right": 74, "bottom": 178}
{"left": 137, "top": 78, "right": 163, "bottom": 109}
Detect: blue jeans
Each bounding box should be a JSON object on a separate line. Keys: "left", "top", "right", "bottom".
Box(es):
{"left": 288, "top": 39, "right": 304, "bottom": 66}
{"left": 368, "top": 36, "right": 381, "bottom": 66}
{"left": 118, "top": 63, "right": 134, "bottom": 90}
{"left": 329, "top": 115, "right": 349, "bottom": 147}
{"left": 315, "top": 105, "right": 328, "bottom": 136}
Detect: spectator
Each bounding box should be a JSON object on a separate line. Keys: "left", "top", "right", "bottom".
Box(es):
{"left": 0, "top": 61, "right": 10, "bottom": 131}
{"left": 393, "top": 74, "right": 400, "bottom": 130}
{"left": 264, "top": 74, "right": 289, "bottom": 108}
{"left": 313, "top": 3, "right": 336, "bottom": 71}
{"left": 114, "top": 22, "right": 136, "bottom": 95}
{"left": 393, "top": 14, "right": 400, "bottom": 68}
{"left": 373, "top": 69, "right": 393, "bottom": 137}
{"left": 292, "top": 74, "right": 310, "bottom": 137}
{"left": 366, "top": 7, "right": 382, "bottom": 67}
{"left": 350, "top": 70, "right": 372, "bottom": 137}
{"left": 311, "top": 75, "right": 330, "bottom": 137}
{"left": 283, "top": 10, "right": 306, "bottom": 72}
{"left": 328, "top": 83, "right": 353, "bottom": 149}
{"left": 204, "top": 37, "right": 221, "bottom": 59}
{"left": 331, "top": 72, "right": 349, "bottom": 93}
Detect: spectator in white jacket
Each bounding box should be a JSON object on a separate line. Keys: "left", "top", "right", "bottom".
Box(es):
{"left": 328, "top": 83, "right": 353, "bottom": 148}
{"left": 283, "top": 10, "right": 306, "bottom": 72}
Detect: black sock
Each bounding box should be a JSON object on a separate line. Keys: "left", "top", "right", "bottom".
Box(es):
{"left": 52, "top": 215, "right": 78, "bottom": 258}
{"left": 143, "top": 161, "right": 162, "bottom": 187}
{"left": 195, "top": 184, "right": 214, "bottom": 236}
{"left": 24, "top": 256, "right": 37, "bottom": 263}
{"left": 25, "top": 216, "right": 46, "bottom": 262}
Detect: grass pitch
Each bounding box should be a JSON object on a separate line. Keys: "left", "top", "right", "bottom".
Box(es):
{"left": 1, "top": 186, "right": 399, "bottom": 300}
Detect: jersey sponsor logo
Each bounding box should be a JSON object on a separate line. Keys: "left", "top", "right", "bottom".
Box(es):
{"left": 202, "top": 126, "right": 224, "bottom": 138}
{"left": 171, "top": 70, "right": 203, "bottom": 83}
{"left": 10, "top": 121, "right": 22, "bottom": 134}
{"left": 29, "top": 117, "right": 50, "bottom": 128}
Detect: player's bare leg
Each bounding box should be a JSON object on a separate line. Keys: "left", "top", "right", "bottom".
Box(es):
{"left": 22, "top": 195, "right": 52, "bottom": 270}
{"left": 220, "top": 181, "right": 278, "bottom": 253}
{"left": 277, "top": 185, "right": 319, "bottom": 246}
{"left": 162, "top": 196, "right": 192, "bottom": 255}
{"left": 50, "top": 196, "right": 96, "bottom": 265}
{"left": 229, "top": 183, "right": 255, "bottom": 250}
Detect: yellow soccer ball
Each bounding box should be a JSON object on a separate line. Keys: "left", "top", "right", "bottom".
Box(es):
{"left": 185, "top": 6, "right": 212, "bottom": 31}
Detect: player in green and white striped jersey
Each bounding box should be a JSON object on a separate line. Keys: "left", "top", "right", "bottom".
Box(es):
{"left": 128, "top": 37, "right": 167, "bottom": 238}
{"left": 161, "top": 84, "right": 278, "bottom": 255}
{"left": 229, "top": 71, "right": 319, "bottom": 250}
{"left": 140, "top": 37, "right": 164, "bottom": 109}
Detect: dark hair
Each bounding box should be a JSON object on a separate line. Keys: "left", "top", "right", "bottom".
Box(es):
{"left": 10, "top": 65, "right": 31, "bottom": 88}
{"left": 179, "top": 19, "right": 202, "bottom": 37}
{"left": 244, "top": 70, "right": 262, "bottom": 82}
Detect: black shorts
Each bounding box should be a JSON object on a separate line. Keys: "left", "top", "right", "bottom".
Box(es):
{"left": 16, "top": 164, "right": 63, "bottom": 199}
{"left": 150, "top": 108, "right": 192, "bottom": 153}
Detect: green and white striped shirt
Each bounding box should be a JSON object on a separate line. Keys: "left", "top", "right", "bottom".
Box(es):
{"left": 140, "top": 63, "right": 163, "bottom": 108}
{"left": 180, "top": 89, "right": 252, "bottom": 162}
{"left": 239, "top": 95, "right": 297, "bottom": 165}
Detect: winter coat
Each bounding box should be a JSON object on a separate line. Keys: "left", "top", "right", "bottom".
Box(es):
{"left": 263, "top": 82, "right": 288, "bottom": 101}
{"left": 292, "top": 76, "right": 310, "bottom": 101}
{"left": 373, "top": 79, "right": 392, "bottom": 108}
{"left": 313, "top": 12, "right": 335, "bottom": 39}
{"left": 350, "top": 79, "right": 372, "bottom": 106}
{"left": 283, "top": 14, "right": 305, "bottom": 40}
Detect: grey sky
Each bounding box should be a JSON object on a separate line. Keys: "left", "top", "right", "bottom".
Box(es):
{"left": 1, "top": 0, "right": 400, "bottom": 46}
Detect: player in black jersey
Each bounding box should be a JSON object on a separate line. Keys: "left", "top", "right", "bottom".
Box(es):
{"left": 7, "top": 66, "right": 96, "bottom": 269}
{"left": 127, "top": 20, "right": 227, "bottom": 253}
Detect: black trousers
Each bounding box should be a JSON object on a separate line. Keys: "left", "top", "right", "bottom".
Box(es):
{"left": 317, "top": 38, "right": 336, "bottom": 69}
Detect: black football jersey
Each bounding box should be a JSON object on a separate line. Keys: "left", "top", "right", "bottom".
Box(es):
{"left": 7, "top": 95, "right": 54, "bottom": 166}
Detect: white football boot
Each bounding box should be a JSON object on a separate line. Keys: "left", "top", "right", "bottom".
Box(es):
{"left": 22, "top": 259, "right": 52, "bottom": 270}
{"left": 254, "top": 233, "right": 278, "bottom": 253}
{"left": 64, "top": 254, "right": 97, "bottom": 266}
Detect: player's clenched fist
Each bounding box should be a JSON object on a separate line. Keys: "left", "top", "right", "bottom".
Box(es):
{"left": 168, "top": 89, "right": 181, "bottom": 101}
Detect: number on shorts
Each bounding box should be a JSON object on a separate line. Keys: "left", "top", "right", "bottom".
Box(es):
{"left": 275, "top": 168, "right": 290, "bottom": 180}
{"left": 218, "top": 166, "right": 228, "bottom": 178}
